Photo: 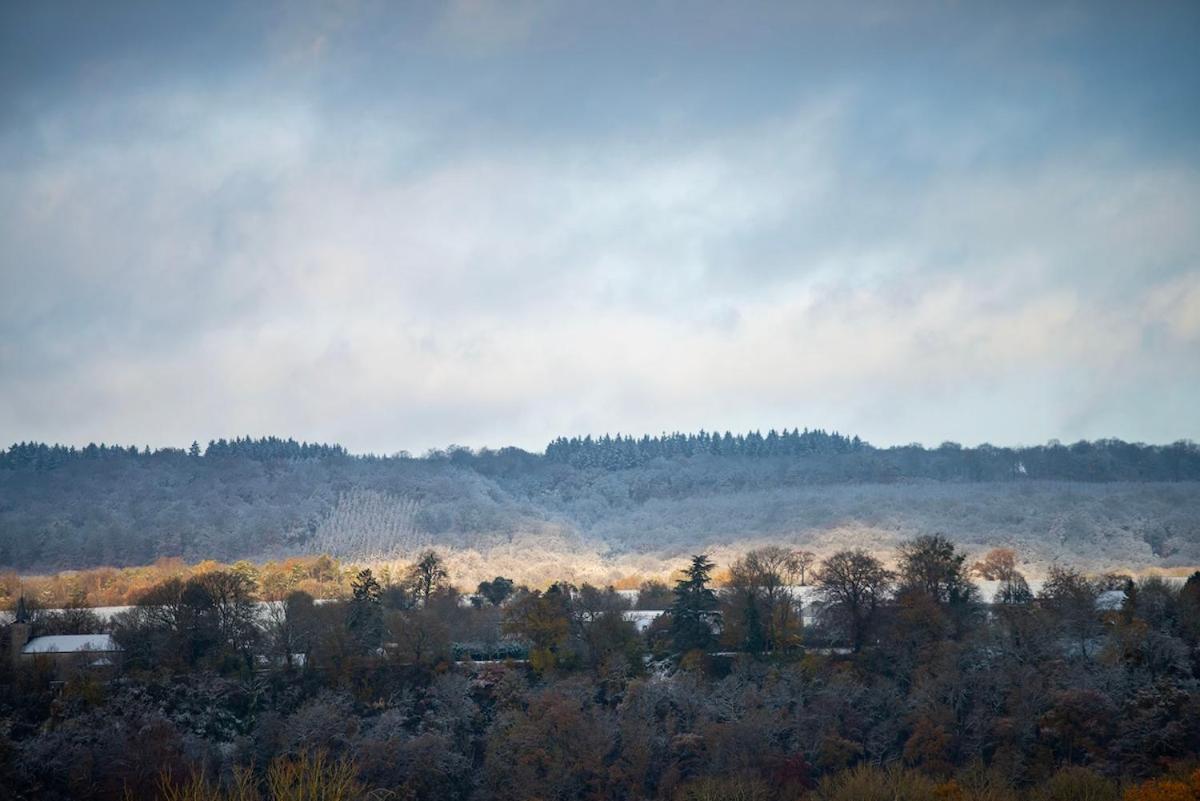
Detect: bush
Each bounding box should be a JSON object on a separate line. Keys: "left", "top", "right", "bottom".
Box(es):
{"left": 156, "top": 767, "right": 259, "bottom": 801}
{"left": 266, "top": 752, "right": 361, "bottom": 801}
{"left": 1030, "top": 767, "right": 1120, "bottom": 801}
{"left": 1123, "top": 768, "right": 1200, "bottom": 801}
{"left": 674, "top": 775, "right": 777, "bottom": 801}
{"left": 815, "top": 764, "right": 940, "bottom": 801}
{"left": 155, "top": 753, "right": 362, "bottom": 801}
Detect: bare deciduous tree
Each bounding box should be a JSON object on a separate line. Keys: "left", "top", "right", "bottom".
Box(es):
{"left": 815, "top": 550, "right": 894, "bottom": 652}
{"left": 795, "top": 550, "right": 817, "bottom": 586}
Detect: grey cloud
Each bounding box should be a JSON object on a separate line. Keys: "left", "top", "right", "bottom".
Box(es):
{"left": 1, "top": 1, "right": 1198, "bottom": 453}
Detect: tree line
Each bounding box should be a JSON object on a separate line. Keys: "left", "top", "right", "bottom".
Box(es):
{"left": 545, "top": 431, "right": 1200, "bottom": 481}
{"left": 5, "top": 431, "right": 1200, "bottom": 481}
{"left": 3, "top": 540, "right": 1200, "bottom": 800}
{"left": 0, "top": 437, "right": 350, "bottom": 470}
{"left": 545, "top": 428, "right": 865, "bottom": 468}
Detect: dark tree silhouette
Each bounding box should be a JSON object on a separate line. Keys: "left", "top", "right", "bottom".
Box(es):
{"left": 670, "top": 554, "right": 720, "bottom": 653}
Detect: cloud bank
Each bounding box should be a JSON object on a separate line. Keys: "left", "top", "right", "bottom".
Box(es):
{"left": 1, "top": 1, "right": 1198, "bottom": 453}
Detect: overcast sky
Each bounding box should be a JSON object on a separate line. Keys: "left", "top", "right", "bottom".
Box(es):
{"left": 1, "top": 1, "right": 1198, "bottom": 455}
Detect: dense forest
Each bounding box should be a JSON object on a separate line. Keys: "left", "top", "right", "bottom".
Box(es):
{"left": 5, "top": 432, "right": 1200, "bottom": 481}
{"left": 2, "top": 540, "right": 1200, "bottom": 800}
{"left": 2, "top": 433, "right": 1200, "bottom": 577}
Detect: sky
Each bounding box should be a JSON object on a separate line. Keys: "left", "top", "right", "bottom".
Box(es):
{"left": 1, "top": 0, "right": 1198, "bottom": 455}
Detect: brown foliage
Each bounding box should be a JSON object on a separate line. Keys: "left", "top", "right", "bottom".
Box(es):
{"left": 155, "top": 753, "right": 364, "bottom": 801}
{"left": 973, "top": 549, "right": 1020, "bottom": 582}
{"left": 1123, "top": 769, "right": 1200, "bottom": 801}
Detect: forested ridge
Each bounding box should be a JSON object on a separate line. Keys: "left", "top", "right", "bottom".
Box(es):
{"left": 2, "top": 432, "right": 1199, "bottom": 575}
{"left": 5, "top": 431, "right": 1200, "bottom": 481}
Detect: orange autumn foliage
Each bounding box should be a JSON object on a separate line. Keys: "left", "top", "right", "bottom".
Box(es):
{"left": 1124, "top": 770, "right": 1200, "bottom": 801}
{"left": 1, "top": 555, "right": 355, "bottom": 609}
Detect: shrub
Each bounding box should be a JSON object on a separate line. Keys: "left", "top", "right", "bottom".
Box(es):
{"left": 155, "top": 766, "right": 259, "bottom": 801}
{"left": 266, "top": 752, "right": 362, "bottom": 801}
{"left": 154, "top": 754, "right": 363, "bottom": 801}
{"left": 1123, "top": 768, "right": 1200, "bottom": 801}
{"left": 1030, "top": 766, "right": 1120, "bottom": 801}
{"left": 674, "top": 775, "right": 777, "bottom": 801}
{"left": 815, "top": 763, "right": 940, "bottom": 801}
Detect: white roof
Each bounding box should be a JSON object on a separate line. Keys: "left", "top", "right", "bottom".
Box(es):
{"left": 22, "top": 634, "right": 121, "bottom": 654}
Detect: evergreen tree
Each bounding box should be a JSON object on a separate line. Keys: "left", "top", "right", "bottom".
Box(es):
{"left": 741, "top": 598, "right": 766, "bottom": 653}
{"left": 348, "top": 568, "right": 383, "bottom": 652}
{"left": 670, "top": 554, "right": 720, "bottom": 653}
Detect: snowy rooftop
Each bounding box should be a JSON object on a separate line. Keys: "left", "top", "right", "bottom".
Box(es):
{"left": 22, "top": 634, "right": 121, "bottom": 654}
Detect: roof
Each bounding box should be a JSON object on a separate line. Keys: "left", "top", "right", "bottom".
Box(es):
{"left": 21, "top": 634, "right": 121, "bottom": 654}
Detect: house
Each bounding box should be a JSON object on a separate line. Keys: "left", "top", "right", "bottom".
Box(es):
{"left": 8, "top": 613, "right": 122, "bottom": 676}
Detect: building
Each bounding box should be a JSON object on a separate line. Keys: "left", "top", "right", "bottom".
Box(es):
{"left": 7, "top": 598, "right": 122, "bottom": 676}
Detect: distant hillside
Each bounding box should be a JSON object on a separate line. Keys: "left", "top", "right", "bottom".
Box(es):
{"left": 2, "top": 433, "right": 1199, "bottom": 581}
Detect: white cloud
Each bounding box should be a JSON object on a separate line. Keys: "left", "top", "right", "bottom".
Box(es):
{"left": 2, "top": 81, "right": 1198, "bottom": 453}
